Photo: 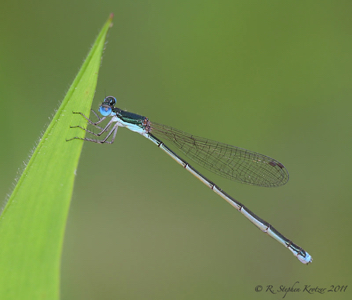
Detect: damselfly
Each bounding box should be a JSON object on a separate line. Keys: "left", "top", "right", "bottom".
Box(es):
{"left": 68, "top": 96, "right": 312, "bottom": 264}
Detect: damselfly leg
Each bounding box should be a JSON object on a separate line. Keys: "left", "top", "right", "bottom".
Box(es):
{"left": 67, "top": 110, "right": 119, "bottom": 144}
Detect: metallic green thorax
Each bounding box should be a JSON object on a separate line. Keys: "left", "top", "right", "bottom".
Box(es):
{"left": 113, "top": 107, "right": 147, "bottom": 128}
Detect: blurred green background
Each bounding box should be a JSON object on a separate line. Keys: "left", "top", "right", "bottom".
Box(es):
{"left": 1, "top": 1, "right": 351, "bottom": 299}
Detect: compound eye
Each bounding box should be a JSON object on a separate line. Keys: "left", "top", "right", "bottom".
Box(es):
{"left": 104, "top": 96, "right": 116, "bottom": 106}
{"left": 99, "top": 105, "right": 112, "bottom": 116}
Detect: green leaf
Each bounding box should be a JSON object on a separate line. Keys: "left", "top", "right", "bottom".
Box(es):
{"left": 0, "top": 14, "right": 114, "bottom": 300}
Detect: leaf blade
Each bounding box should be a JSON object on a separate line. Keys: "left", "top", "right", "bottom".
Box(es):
{"left": 0, "top": 14, "right": 114, "bottom": 300}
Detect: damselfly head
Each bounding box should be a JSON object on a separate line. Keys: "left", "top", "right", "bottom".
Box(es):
{"left": 102, "top": 96, "right": 116, "bottom": 107}
{"left": 99, "top": 96, "right": 117, "bottom": 116}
